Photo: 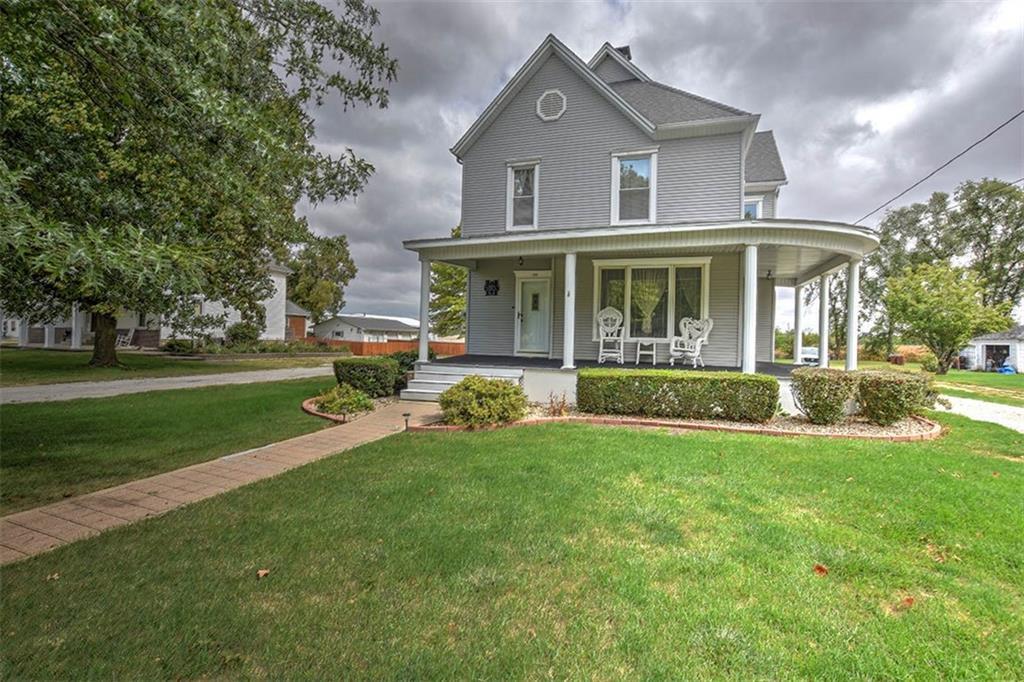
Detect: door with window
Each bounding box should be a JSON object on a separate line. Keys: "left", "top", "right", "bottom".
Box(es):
{"left": 515, "top": 275, "right": 551, "bottom": 355}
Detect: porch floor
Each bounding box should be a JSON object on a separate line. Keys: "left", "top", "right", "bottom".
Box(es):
{"left": 431, "top": 354, "right": 794, "bottom": 378}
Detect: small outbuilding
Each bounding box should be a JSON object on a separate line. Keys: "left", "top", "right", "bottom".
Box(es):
{"left": 962, "top": 325, "right": 1024, "bottom": 371}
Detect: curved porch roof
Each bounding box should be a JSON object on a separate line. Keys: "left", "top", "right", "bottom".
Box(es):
{"left": 404, "top": 218, "right": 878, "bottom": 287}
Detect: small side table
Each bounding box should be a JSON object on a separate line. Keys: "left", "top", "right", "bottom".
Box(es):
{"left": 635, "top": 340, "right": 657, "bottom": 366}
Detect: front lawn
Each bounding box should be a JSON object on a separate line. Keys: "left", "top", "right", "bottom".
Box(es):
{"left": 0, "top": 348, "right": 339, "bottom": 387}
{"left": 0, "top": 378, "right": 334, "bottom": 514}
{"left": 2, "top": 415, "right": 1021, "bottom": 678}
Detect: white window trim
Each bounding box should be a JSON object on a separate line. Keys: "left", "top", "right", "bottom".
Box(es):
{"left": 506, "top": 160, "right": 540, "bottom": 231}
{"left": 611, "top": 149, "right": 658, "bottom": 226}
{"left": 591, "top": 256, "right": 711, "bottom": 342}
{"left": 743, "top": 195, "right": 764, "bottom": 219}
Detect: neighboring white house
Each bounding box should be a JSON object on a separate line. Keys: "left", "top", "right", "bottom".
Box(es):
{"left": 13, "top": 263, "right": 292, "bottom": 348}
{"left": 962, "top": 325, "right": 1024, "bottom": 371}
{"left": 314, "top": 313, "right": 420, "bottom": 342}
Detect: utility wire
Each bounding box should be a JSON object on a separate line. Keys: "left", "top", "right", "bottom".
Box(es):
{"left": 854, "top": 109, "right": 1024, "bottom": 225}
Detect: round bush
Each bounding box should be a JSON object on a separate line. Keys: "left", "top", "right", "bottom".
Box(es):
{"left": 333, "top": 356, "right": 400, "bottom": 398}
{"left": 919, "top": 352, "right": 939, "bottom": 373}
{"left": 315, "top": 383, "right": 374, "bottom": 420}
{"left": 791, "top": 367, "right": 858, "bottom": 425}
{"left": 439, "top": 375, "right": 527, "bottom": 428}
{"left": 857, "top": 371, "right": 933, "bottom": 426}
{"left": 225, "top": 321, "right": 262, "bottom": 346}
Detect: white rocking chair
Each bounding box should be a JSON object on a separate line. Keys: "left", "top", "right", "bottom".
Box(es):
{"left": 596, "top": 306, "right": 624, "bottom": 364}
{"left": 669, "top": 317, "right": 713, "bottom": 368}
{"left": 115, "top": 328, "right": 136, "bottom": 348}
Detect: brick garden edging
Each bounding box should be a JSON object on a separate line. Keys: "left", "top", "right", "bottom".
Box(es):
{"left": 409, "top": 414, "right": 944, "bottom": 442}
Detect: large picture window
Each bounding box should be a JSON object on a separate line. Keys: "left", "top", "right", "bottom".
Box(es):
{"left": 506, "top": 161, "right": 539, "bottom": 230}
{"left": 593, "top": 258, "right": 710, "bottom": 341}
{"left": 611, "top": 150, "right": 657, "bottom": 225}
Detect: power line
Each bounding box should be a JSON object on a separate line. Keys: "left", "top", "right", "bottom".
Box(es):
{"left": 854, "top": 109, "right": 1024, "bottom": 225}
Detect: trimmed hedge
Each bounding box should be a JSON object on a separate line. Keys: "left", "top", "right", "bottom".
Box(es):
{"left": 333, "top": 356, "right": 400, "bottom": 398}
{"left": 791, "top": 367, "right": 859, "bottom": 425}
{"left": 576, "top": 368, "right": 778, "bottom": 423}
{"left": 857, "top": 371, "right": 934, "bottom": 426}
{"left": 439, "top": 375, "right": 527, "bottom": 428}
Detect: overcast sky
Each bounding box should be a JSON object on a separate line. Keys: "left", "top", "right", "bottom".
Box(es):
{"left": 302, "top": 0, "right": 1024, "bottom": 330}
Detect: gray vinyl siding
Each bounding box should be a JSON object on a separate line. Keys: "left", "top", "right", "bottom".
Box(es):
{"left": 756, "top": 279, "right": 774, "bottom": 362}
{"left": 468, "top": 253, "right": 744, "bottom": 367}
{"left": 761, "top": 191, "right": 777, "bottom": 218}
{"left": 593, "top": 57, "right": 634, "bottom": 83}
{"left": 460, "top": 53, "right": 742, "bottom": 236}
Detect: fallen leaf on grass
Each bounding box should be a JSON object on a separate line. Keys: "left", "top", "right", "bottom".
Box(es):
{"left": 992, "top": 471, "right": 1000, "bottom": 478}
{"left": 46, "top": 573, "right": 60, "bottom": 581}
{"left": 256, "top": 569, "right": 270, "bottom": 579}
{"left": 813, "top": 563, "right": 829, "bottom": 576}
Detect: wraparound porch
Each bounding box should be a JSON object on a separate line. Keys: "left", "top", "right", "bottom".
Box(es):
{"left": 406, "top": 219, "right": 879, "bottom": 380}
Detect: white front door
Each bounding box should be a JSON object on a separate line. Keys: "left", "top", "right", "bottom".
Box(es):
{"left": 516, "top": 276, "right": 551, "bottom": 355}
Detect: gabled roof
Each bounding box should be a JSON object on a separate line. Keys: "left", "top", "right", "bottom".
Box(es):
{"left": 451, "top": 35, "right": 656, "bottom": 159}
{"left": 586, "top": 42, "right": 651, "bottom": 83}
{"left": 326, "top": 314, "right": 420, "bottom": 333}
{"left": 745, "top": 131, "right": 787, "bottom": 184}
{"left": 285, "top": 300, "right": 310, "bottom": 317}
{"left": 971, "top": 325, "right": 1024, "bottom": 342}
{"left": 610, "top": 79, "right": 750, "bottom": 125}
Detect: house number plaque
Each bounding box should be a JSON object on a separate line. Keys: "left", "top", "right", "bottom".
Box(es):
{"left": 484, "top": 279, "right": 500, "bottom": 296}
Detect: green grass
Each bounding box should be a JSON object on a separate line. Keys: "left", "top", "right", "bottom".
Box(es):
{"left": 0, "top": 348, "right": 340, "bottom": 387}
{"left": 2, "top": 415, "right": 1021, "bottom": 678}
{"left": 0, "top": 377, "right": 334, "bottom": 514}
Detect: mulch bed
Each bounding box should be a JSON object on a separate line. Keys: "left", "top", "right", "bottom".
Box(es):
{"left": 411, "top": 409, "right": 943, "bottom": 442}
{"left": 301, "top": 396, "right": 395, "bottom": 424}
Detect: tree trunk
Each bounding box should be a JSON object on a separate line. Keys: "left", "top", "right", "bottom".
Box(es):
{"left": 90, "top": 313, "right": 119, "bottom": 367}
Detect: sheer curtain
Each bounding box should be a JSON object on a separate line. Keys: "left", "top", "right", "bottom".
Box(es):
{"left": 630, "top": 267, "right": 668, "bottom": 338}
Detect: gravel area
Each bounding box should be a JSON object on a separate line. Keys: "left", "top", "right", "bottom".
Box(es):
{"left": 525, "top": 405, "right": 937, "bottom": 439}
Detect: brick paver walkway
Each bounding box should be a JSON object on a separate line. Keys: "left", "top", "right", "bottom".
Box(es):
{"left": 0, "top": 401, "right": 440, "bottom": 565}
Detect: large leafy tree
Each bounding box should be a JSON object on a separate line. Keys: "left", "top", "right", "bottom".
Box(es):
{"left": 886, "top": 263, "right": 1012, "bottom": 374}
{"left": 861, "top": 179, "right": 1022, "bottom": 355}
{"left": 287, "top": 235, "right": 358, "bottom": 324}
{"left": 429, "top": 225, "right": 467, "bottom": 338}
{"left": 0, "top": 0, "right": 396, "bottom": 365}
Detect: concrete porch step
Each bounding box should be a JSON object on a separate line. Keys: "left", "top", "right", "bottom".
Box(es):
{"left": 400, "top": 363, "right": 525, "bottom": 402}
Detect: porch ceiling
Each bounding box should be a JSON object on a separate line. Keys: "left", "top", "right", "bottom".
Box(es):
{"left": 407, "top": 219, "right": 878, "bottom": 283}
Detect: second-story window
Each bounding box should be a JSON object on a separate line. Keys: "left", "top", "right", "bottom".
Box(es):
{"left": 507, "top": 161, "right": 539, "bottom": 230}
{"left": 611, "top": 150, "right": 657, "bottom": 225}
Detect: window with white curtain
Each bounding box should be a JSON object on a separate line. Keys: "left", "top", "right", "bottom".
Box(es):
{"left": 593, "top": 258, "right": 710, "bottom": 341}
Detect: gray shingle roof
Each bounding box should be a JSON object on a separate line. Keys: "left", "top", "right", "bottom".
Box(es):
{"left": 745, "top": 131, "right": 787, "bottom": 183}
{"left": 609, "top": 80, "right": 750, "bottom": 125}
{"left": 334, "top": 315, "right": 419, "bottom": 333}
{"left": 285, "top": 300, "right": 310, "bottom": 317}
{"left": 972, "top": 325, "right": 1024, "bottom": 342}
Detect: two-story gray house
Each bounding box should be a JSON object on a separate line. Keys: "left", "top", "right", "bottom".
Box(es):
{"left": 402, "top": 35, "right": 878, "bottom": 401}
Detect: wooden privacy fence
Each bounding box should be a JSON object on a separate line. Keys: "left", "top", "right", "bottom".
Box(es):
{"left": 320, "top": 338, "right": 465, "bottom": 357}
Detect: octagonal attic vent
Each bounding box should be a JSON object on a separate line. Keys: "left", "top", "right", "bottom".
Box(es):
{"left": 536, "top": 89, "right": 566, "bottom": 121}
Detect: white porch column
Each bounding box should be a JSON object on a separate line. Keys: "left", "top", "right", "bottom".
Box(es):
{"left": 741, "top": 244, "right": 758, "bottom": 374}
{"left": 418, "top": 258, "right": 431, "bottom": 363}
{"left": 845, "top": 259, "right": 860, "bottom": 371}
{"left": 793, "top": 284, "right": 804, "bottom": 364}
{"left": 70, "top": 304, "right": 83, "bottom": 349}
{"left": 562, "top": 252, "right": 577, "bottom": 369}
{"left": 817, "top": 274, "right": 830, "bottom": 368}
{"left": 18, "top": 319, "right": 30, "bottom": 346}
{"left": 43, "top": 323, "right": 56, "bottom": 348}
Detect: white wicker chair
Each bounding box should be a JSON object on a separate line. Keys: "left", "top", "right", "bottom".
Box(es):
{"left": 596, "top": 306, "right": 625, "bottom": 364}
{"left": 669, "top": 318, "right": 713, "bottom": 368}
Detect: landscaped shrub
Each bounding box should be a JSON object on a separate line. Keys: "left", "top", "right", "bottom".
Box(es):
{"left": 857, "top": 371, "right": 935, "bottom": 426}
{"left": 576, "top": 369, "right": 778, "bottom": 423}
{"left": 439, "top": 375, "right": 527, "bottom": 427}
{"left": 791, "top": 367, "right": 858, "bottom": 425}
{"left": 161, "top": 338, "right": 195, "bottom": 353}
{"left": 919, "top": 352, "right": 939, "bottom": 373}
{"left": 388, "top": 348, "right": 436, "bottom": 374}
{"left": 333, "top": 356, "right": 401, "bottom": 398}
{"left": 315, "top": 383, "right": 374, "bottom": 421}
{"left": 225, "top": 321, "right": 262, "bottom": 346}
